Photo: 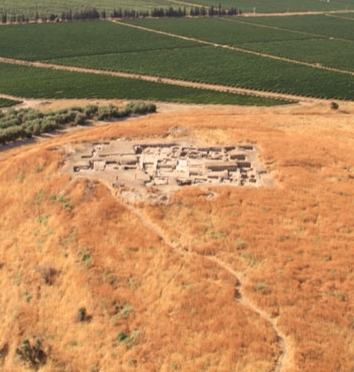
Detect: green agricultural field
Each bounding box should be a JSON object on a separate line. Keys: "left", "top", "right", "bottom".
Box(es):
{"left": 0, "top": 62, "right": 289, "bottom": 106}
{"left": 0, "top": 21, "right": 199, "bottom": 61}
{"left": 240, "top": 38, "right": 354, "bottom": 72}
{"left": 0, "top": 98, "right": 21, "bottom": 108}
{"left": 335, "top": 11, "right": 354, "bottom": 17}
{"left": 52, "top": 44, "right": 354, "bottom": 100}
{"left": 242, "top": 13, "right": 354, "bottom": 40}
{"left": 124, "top": 17, "right": 321, "bottom": 45}
{"left": 0, "top": 20, "right": 353, "bottom": 101}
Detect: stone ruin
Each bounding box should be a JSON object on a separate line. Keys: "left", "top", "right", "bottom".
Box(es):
{"left": 67, "top": 138, "right": 273, "bottom": 197}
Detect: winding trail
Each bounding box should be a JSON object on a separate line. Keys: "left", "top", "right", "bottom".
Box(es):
{"left": 119, "top": 198, "right": 292, "bottom": 372}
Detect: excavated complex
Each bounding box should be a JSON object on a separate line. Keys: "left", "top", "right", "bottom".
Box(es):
{"left": 67, "top": 139, "right": 273, "bottom": 195}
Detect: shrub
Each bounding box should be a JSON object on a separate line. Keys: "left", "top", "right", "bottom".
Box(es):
{"left": 125, "top": 101, "right": 157, "bottom": 115}
{"left": 84, "top": 104, "right": 98, "bottom": 117}
{"left": 76, "top": 307, "right": 87, "bottom": 322}
{"left": 40, "top": 117, "right": 58, "bottom": 133}
{"left": 20, "top": 123, "right": 33, "bottom": 138}
{"left": 330, "top": 101, "right": 339, "bottom": 110}
{"left": 35, "top": 264, "right": 56, "bottom": 285}
{"left": 74, "top": 112, "right": 87, "bottom": 125}
{"left": 0, "top": 117, "right": 21, "bottom": 129}
{"left": 0, "top": 126, "right": 25, "bottom": 144}
{"left": 25, "top": 119, "right": 42, "bottom": 136}
{"left": 97, "top": 105, "right": 119, "bottom": 120}
{"left": 117, "top": 331, "right": 128, "bottom": 342}
{"left": 16, "top": 338, "right": 46, "bottom": 370}
{"left": 21, "top": 108, "right": 43, "bottom": 122}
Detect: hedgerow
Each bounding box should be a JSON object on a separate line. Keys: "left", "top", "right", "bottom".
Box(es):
{"left": 0, "top": 102, "right": 157, "bottom": 145}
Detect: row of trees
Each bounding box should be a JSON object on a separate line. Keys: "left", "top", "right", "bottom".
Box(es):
{"left": 1, "top": 5, "right": 241, "bottom": 24}
{"left": 0, "top": 102, "right": 156, "bottom": 145}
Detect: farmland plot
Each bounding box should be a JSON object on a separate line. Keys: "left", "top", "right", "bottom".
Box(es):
{"left": 0, "top": 62, "right": 287, "bottom": 105}
{"left": 240, "top": 38, "right": 354, "bottom": 72}
{"left": 242, "top": 14, "right": 354, "bottom": 41}
{"left": 0, "top": 21, "right": 199, "bottom": 61}
{"left": 0, "top": 20, "right": 353, "bottom": 101}
{"left": 123, "top": 17, "right": 354, "bottom": 71}
{"left": 123, "top": 17, "right": 321, "bottom": 45}
{"left": 53, "top": 45, "right": 354, "bottom": 100}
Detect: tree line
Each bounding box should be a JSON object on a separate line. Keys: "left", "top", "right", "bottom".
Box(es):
{"left": 1, "top": 5, "right": 241, "bottom": 24}
{"left": 0, "top": 102, "right": 156, "bottom": 145}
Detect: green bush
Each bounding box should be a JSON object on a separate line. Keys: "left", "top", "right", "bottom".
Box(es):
{"left": 76, "top": 307, "right": 87, "bottom": 322}
{"left": 21, "top": 108, "right": 43, "bottom": 122}
{"left": 97, "top": 105, "right": 120, "bottom": 120}
{"left": 74, "top": 112, "right": 87, "bottom": 125}
{"left": 124, "top": 101, "right": 157, "bottom": 115}
{"left": 16, "top": 338, "right": 46, "bottom": 369}
{"left": 84, "top": 104, "right": 98, "bottom": 117}
{"left": 0, "top": 101, "right": 155, "bottom": 145}
{"left": 331, "top": 101, "right": 339, "bottom": 110}
{"left": 41, "top": 117, "right": 58, "bottom": 133}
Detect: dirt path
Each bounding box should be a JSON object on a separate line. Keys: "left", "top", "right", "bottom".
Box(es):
{"left": 119, "top": 198, "right": 292, "bottom": 372}
{"left": 113, "top": 20, "right": 354, "bottom": 77}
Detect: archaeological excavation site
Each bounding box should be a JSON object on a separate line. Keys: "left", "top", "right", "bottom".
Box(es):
{"left": 66, "top": 138, "right": 273, "bottom": 200}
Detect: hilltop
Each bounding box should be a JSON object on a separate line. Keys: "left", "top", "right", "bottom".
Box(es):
{"left": 1, "top": 99, "right": 354, "bottom": 371}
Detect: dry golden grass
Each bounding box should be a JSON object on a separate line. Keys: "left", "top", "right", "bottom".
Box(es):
{"left": 0, "top": 99, "right": 354, "bottom": 371}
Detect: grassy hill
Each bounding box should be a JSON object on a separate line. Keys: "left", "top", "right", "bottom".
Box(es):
{"left": 1, "top": 99, "right": 354, "bottom": 371}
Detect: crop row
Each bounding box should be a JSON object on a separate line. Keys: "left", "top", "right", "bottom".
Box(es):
{"left": 52, "top": 45, "right": 354, "bottom": 100}
{"left": 0, "top": 63, "right": 288, "bottom": 106}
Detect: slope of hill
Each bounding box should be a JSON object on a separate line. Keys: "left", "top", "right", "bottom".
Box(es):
{"left": 0, "top": 99, "right": 354, "bottom": 371}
